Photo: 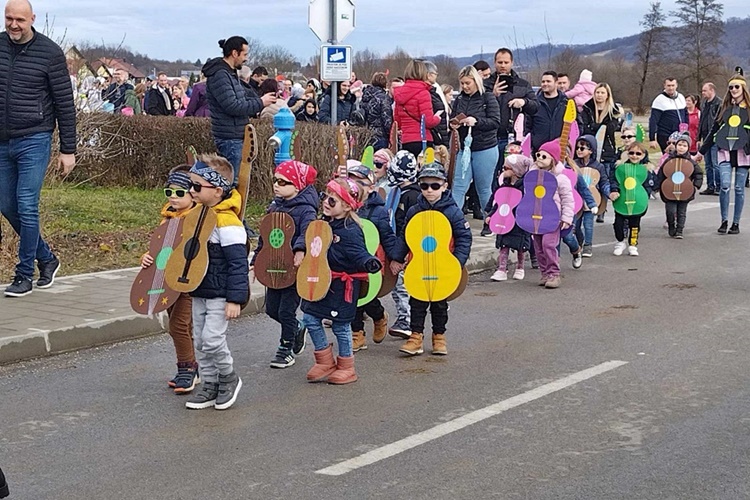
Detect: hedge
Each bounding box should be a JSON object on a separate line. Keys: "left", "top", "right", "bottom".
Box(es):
{"left": 55, "top": 114, "right": 374, "bottom": 203}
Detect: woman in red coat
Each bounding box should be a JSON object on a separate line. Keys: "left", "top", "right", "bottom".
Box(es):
{"left": 392, "top": 59, "right": 443, "bottom": 157}
{"left": 685, "top": 94, "right": 700, "bottom": 155}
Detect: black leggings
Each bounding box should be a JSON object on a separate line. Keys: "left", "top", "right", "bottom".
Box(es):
{"left": 351, "top": 298, "right": 385, "bottom": 333}
{"left": 409, "top": 298, "right": 448, "bottom": 334}
{"left": 614, "top": 213, "right": 643, "bottom": 246}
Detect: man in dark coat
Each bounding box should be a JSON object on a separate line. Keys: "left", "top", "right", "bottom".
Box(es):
{"left": 530, "top": 71, "right": 569, "bottom": 153}
{"left": 202, "top": 36, "right": 276, "bottom": 182}
{"left": 146, "top": 72, "right": 176, "bottom": 116}
{"left": 698, "top": 81, "right": 722, "bottom": 195}
{"left": 0, "top": 0, "right": 76, "bottom": 297}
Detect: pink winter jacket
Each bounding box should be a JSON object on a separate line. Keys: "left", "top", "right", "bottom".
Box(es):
{"left": 566, "top": 80, "right": 597, "bottom": 111}
{"left": 529, "top": 162, "right": 575, "bottom": 225}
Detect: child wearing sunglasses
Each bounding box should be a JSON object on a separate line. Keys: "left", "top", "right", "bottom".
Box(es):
{"left": 611, "top": 143, "right": 651, "bottom": 256}
{"left": 394, "top": 162, "right": 472, "bottom": 355}
{"left": 184, "top": 154, "right": 249, "bottom": 410}
{"left": 657, "top": 135, "right": 702, "bottom": 238}
{"left": 529, "top": 141, "right": 575, "bottom": 289}
{"left": 250, "top": 160, "right": 319, "bottom": 369}
{"left": 571, "top": 136, "right": 609, "bottom": 258}
{"left": 140, "top": 165, "right": 199, "bottom": 394}
{"left": 302, "top": 178, "right": 382, "bottom": 385}
{"left": 347, "top": 163, "right": 401, "bottom": 351}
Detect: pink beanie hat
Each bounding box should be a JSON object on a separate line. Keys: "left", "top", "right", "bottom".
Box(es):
{"left": 538, "top": 140, "right": 561, "bottom": 164}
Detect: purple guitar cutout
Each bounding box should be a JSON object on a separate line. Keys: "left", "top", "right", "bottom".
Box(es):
{"left": 517, "top": 169, "right": 560, "bottom": 235}
{"left": 489, "top": 186, "right": 522, "bottom": 235}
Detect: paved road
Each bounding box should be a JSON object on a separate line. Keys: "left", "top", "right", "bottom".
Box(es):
{"left": 3, "top": 199, "right": 750, "bottom": 500}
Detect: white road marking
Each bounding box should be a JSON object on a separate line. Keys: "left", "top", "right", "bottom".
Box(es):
{"left": 315, "top": 360, "right": 629, "bottom": 476}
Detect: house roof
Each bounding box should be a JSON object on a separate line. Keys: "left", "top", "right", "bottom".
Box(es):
{"left": 98, "top": 57, "right": 146, "bottom": 79}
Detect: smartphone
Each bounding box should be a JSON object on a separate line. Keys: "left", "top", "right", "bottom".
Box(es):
{"left": 496, "top": 74, "right": 514, "bottom": 92}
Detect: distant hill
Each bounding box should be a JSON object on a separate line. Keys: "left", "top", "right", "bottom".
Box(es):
{"left": 448, "top": 16, "right": 750, "bottom": 70}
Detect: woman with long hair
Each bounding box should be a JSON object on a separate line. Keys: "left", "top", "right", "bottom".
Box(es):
{"left": 579, "top": 82, "right": 622, "bottom": 222}
{"left": 449, "top": 65, "right": 501, "bottom": 218}
{"left": 699, "top": 69, "right": 750, "bottom": 234}
{"left": 685, "top": 93, "right": 701, "bottom": 155}
{"left": 392, "top": 60, "right": 442, "bottom": 156}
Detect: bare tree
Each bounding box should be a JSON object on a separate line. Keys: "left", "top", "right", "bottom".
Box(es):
{"left": 635, "top": 2, "right": 667, "bottom": 114}
{"left": 551, "top": 48, "right": 583, "bottom": 79}
{"left": 353, "top": 48, "right": 381, "bottom": 83}
{"left": 381, "top": 47, "right": 412, "bottom": 80}
{"left": 672, "top": 0, "right": 725, "bottom": 92}
{"left": 431, "top": 55, "right": 460, "bottom": 87}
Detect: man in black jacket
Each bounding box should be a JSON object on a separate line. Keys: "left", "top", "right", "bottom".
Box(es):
{"left": 103, "top": 68, "right": 133, "bottom": 112}
{"left": 530, "top": 71, "right": 568, "bottom": 153}
{"left": 698, "top": 82, "right": 722, "bottom": 195}
{"left": 203, "top": 36, "right": 275, "bottom": 183}
{"left": 0, "top": 0, "right": 76, "bottom": 297}
{"left": 146, "top": 72, "right": 176, "bottom": 116}
{"left": 484, "top": 48, "right": 538, "bottom": 155}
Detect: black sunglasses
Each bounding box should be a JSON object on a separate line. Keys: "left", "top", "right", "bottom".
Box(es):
{"left": 374, "top": 161, "right": 386, "bottom": 169}
{"left": 535, "top": 152, "right": 550, "bottom": 160}
{"left": 628, "top": 151, "right": 644, "bottom": 157}
{"left": 189, "top": 182, "right": 215, "bottom": 192}
{"left": 419, "top": 182, "right": 444, "bottom": 191}
{"left": 164, "top": 188, "right": 188, "bottom": 198}
{"left": 325, "top": 196, "right": 338, "bottom": 207}
{"left": 576, "top": 146, "right": 590, "bottom": 151}
{"left": 273, "top": 177, "right": 293, "bottom": 187}
{"left": 728, "top": 84, "right": 742, "bottom": 90}
{"left": 621, "top": 134, "right": 635, "bottom": 139}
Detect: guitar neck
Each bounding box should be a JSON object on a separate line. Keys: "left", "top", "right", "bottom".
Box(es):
{"left": 559, "top": 122, "right": 573, "bottom": 163}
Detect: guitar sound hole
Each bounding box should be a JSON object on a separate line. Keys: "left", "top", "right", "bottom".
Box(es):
{"left": 184, "top": 239, "right": 199, "bottom": 260}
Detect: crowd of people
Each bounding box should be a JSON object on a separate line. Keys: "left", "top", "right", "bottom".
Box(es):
{"left": 2, "top": 11, "right": 750, "bottom": 412}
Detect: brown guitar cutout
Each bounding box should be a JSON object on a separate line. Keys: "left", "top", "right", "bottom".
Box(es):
{"left": 237, "top": 124, "right": 258, "bottom": 221}
{"left": 447, "top": 129, "right": 460, "bottom": 188}
{"left": 296, "top": 220, "right": 333, "bottom": 302}
{"left": 254, "top": 212, "right": 297, "bottom": 289}
{"left": 165, "top": 205, "right": 217, "bottom": 293}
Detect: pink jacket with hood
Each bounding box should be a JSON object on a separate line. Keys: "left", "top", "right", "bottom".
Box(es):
{"left": 528, "top": 140, "right": 575, "bottom": 225}
{"left": 566, "top": 69, "right": 597, "bottom": 111}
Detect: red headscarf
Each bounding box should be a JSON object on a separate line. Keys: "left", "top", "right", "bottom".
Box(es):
{"left": 326, "top": 178, "right": 363, "bottom": 210}
{"left": 274, "top": 161, "right": 317, "bottom": 191}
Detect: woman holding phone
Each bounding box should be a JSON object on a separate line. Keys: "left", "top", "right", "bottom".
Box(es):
{"left": 450, "top": 65, "right": 502, "bottom": 220}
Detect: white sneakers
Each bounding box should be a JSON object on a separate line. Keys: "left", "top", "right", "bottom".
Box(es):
{"left": 613, "top": 241, "right": 627, "bottom": 256}
{"left": 512, "top": 269, "right": 525, "bottom": 280}
{"left": 491, "top": 270, "right": 508, "bottom": 281}
{"left": 628, "top": 245, "right": 639, "bottom": 256}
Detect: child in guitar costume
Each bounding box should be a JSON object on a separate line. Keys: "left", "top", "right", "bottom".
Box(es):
{"left": 560, "top": 157, "right": 598, "bottom": 270}
{"left": 395, "top": 162, "right": 472, "bottom": 355}
{"left": 250, "top": 160, "right": 319, "bottom": 369}
{"left": 385, "top": 151, "right": 421, "bottom": 338}
{"left": 140, "top": 165, "right": 199, "bottom": 394}
{"left": 184, "top": 155, "right": 249, "bottom": 410}
{"left": 347, "top": 164, "right": 400, "bottom": 351}
{"left": 657, "top": 135, "right": 702, "bottom": 238}
{"left": 611, "top": 143, "right": 650, "bottom": 257}
{"left": 302, "top": 178, "right": 382, "bottom": 385}
{"left": 572, "top": 135, "right": 610, "bottom": 257}
{"left": 529, "top": 141, "right": 575, "bottom": 289}
{"left": 486, "top": 154, "right": 532, "bottom": 281}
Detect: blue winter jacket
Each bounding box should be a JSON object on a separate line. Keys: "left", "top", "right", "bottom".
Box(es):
{"left": 359, "top": 191, "right": 399, "bottom": 261}
{"left": 300, "top": 217, "right": 382, "bottom": 322}
{"left": 250, "top": 185, "right": 319, "bottom": 266}
{"left": 530, "top": 91, "right": 570, "bottom": 152}
{"left": 202, "top": 57, "right": 263, "bottom": 140}
{"left": 396, "top": 190, "right": 473, "bottom": 267}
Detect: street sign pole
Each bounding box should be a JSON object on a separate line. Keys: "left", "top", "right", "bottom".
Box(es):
{"left": 329, "top": 0, "right": 337, "bottom": 126}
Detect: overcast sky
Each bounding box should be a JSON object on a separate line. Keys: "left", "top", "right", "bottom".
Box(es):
{"left": 28, "top": 0, "right": 747, "bottom": 64}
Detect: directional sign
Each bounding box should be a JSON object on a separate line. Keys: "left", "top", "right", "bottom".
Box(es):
{"left": 309, "top": 0, "right": 355, "bottom": 43}
{"left": 321, "top": 45, "right": 352, "bottom": 81}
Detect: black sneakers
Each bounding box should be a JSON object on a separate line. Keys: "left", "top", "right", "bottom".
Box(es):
{"left": 4, "top": 276, "right": 32, "bottom": 297}
{"left": 718, "top": 220, "right": 729, "bottom": 234}
{"left": 270, "top": 348, "right": 295, "bottom": 369}
{"left": 215, "top": 371, "right": 242, "bottom": 410}
{"left": 292, "top": 320, "right": 307, "bottom": 355}
{"left": 729, "top": 223, "right": 740, "bottom": 235}
{"left": 36, "top": 256, "right": 60, "bottom": 288}
{"left": 185, "top": 382, "right": 219, "bottom": 409}
{"left": 0, "top": 466, "right": 9, "bottom": 498}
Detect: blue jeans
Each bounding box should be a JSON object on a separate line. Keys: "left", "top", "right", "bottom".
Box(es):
{"left": 719, "top": 162, "right": 749, "bottom": 224}
{"left": 303, "top": 312, "right": 353, "bottom": 357}
{"left": 575, "top": 211, "right": 595, "bottom": 245}
{"left": 0, "top": 132, "right": 55, "bottom": 279}
{"left": 452, "top": 146, "right": 499, "bottom": 212}
{"left": 561, "top": 222, "right": 581, "bottom": 254}
{"left": 704, "top": 145, "right": 719, "bottom": 190}
{"left": 214, "top": 138, "right": 243, "bottom": 185}
{"left": 491, "top": 139, "right": 509, "bottom": 192}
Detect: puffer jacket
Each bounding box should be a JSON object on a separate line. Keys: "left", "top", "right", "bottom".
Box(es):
{"left": 184, "top": 81, "right": 210, "bottom": 117}
{"left": 393, "top": 80, "right": 440, "bottom": 144}
{"left": 429, "top": 84, "right": 449, "bottom": 147}
{"left": 359, "top": 191, "right": 399, "bottom": 260}
{"left": 251, "top": 185, "right": 319, "bottom": 266}
{"left": 575, "top": 134, "right": 611, "bottom": 197}
{"left": 578, "top": 99, "right": 622, "bottom": 163}
{"left": 202, "top": 57, "right": 263, "bottom": 140}
{"left": 0, "top": 29, "right": 76, "bottom": 152}
{"left": 483, "top": 70, "right": 538, "bottom": 141}
{"left": 300, "top": 217, "right": 382, "bottom": 322}
{"left": 450, "top": 90, "right": 502, "bottom": 152}
{"left": 396, "top": 190, "right": 472, "bottom": 267}
{"left": 318, "top": 87, "right": 356, "bottom": 124}
{"left": 191, "top": 190, "right": 250, "bottom": 305}
{"left": 528, "top": 162, "right": 575, "bottom": 225}
{"left": 361, "top": 85, "right": 392, "bottom": 141}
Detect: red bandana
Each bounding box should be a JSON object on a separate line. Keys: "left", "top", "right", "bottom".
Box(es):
{"left": 274, "top": 161, "right": 317, "bottom": 191}
{"left": 326, "top": 179, "right": 363, "bottom": 210}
